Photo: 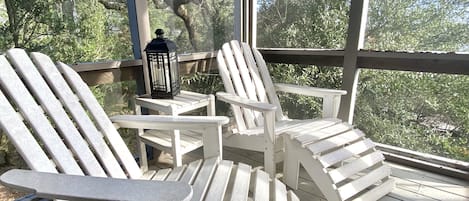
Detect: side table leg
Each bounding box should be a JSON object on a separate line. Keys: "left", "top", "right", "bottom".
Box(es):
{"left": 208, "top": 94, "right": 215, "bottom": 116}
{"left": 170, "top": 105, "right": 182, "bottom": 167}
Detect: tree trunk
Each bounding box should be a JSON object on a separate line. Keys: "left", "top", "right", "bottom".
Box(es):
{"left": 5, "top": 0, "right": 19, "bottom": 47}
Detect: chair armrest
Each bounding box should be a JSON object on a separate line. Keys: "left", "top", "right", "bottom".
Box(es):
{"left": 216, "top": 92, "right": 277, "bottom": 112}
{"left": 275, "top": 83, "right": 346, "bottom": 118}
{"left": 275, "top": 83, "right": 347, "bottom": 97}
{"left": 1, "top": 169, "right": 192, "bottom": 201}
{"left": 110, "top": 115, "right": 229, "bottom": 130}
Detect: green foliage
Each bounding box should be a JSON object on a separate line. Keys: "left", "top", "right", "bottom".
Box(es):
{"left": 366, "top": 0, "right": 469, "bottom": 52}
{"left": 356, "top": 70, "right": 469, "bottom": 160}
{"left": 257, "top": 0, "right": 349, "bottom": 48}
{"left": 0, "top": 0, "right": 132, "bottom": 62}
{"left": 148, "top": 0, "right": 233, "bottom": 52}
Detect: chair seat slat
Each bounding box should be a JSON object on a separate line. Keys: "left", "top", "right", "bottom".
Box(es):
{"left": 165, "top": 165, "right": 187, "bottom": 181}
{"left": 205, "top": 160, "right": 234, "bottom": 200}
{"left": 190, "top": 157, "right": 219, "bottom": 201}
{"left": 180, "top": 159, "right": 203, "bottom": 184}
{"left": 228, "top": 163, "right": 251, "bottom": 201}
{"left": 253, "top": 169, "right": 270, "bottom": 201}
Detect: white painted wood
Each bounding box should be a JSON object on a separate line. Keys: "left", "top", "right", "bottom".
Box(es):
{"left": 202, "top": 126, "right": 223, "bottom": 160}
{"left": 0, "top": 169, "right": 192, "bottom": 201}
{"left": 229, "top": 163, "right": 251, "bottom": 201}
{"left": 251, "top": 47, "right": 285, "bottom": 120}
{"left": 216, "top": 51, "right": 247, "bottom": 131}
{"left": 275, "top": 83, "right": 347, "bottom": 97}
{"left": 139, "top": 170, "right": 156, "bottom": 180}
{"left": 352, "top": 179, "right": 395, "bottom": 201}
{"left": 307, "top": 129, "right": 364, "bottom": 155}
{"left": 171, "top": 112, "right": 183, "bottom": 166}
{"left": 241, "top": 43, "right": 268, "bottom": 115}
{"left": 216, "top": 92, "right": 277, "bottom": 112}
{"left": 135, "top": 91, "right": 212, "bottom": 114}
{"left": 274, "top": 83, "right": 346, "bottom": 118}
{"left": 253, "top": 169, "right": 270, "bottom": 201}
{"left": 135, "top": 92, "right": 222, "bottom": 166}
{"left": 29, "top": 51, "right": 110, "bottom": 177}
{"left": 283, "top": 136, "right": 301, "bottom": 190}
{"left": 323, "top": 95, "right": 342, "bottom": 118}
{"left": 58, "top": 62, "right": 142, "bottom": 179}
{"left": 222, "top": 43, "right": 257, "bottom": 129}
{"left": 338, "top": 165, "right": 391, "bottom": 200}
{"left": 152, "top": 168, "right": 171, "bottom": 181}
{"left": 1, "top": 51, "right": 83, "bottom": 175}
{"left": 275, "top": 179, "right": 288, "bottom": 201}
{"left": 190, "top": 157, "right": 219, "bottom": 201}
{"left": 264, "top": 111, "right": 277, "bottom": 178}
{"left": 205, "top": 160, "right": 233, "bottom": 200}
{"left": 180, "top": 159, "right": 203, "bottom": 184}
{"left": 110, "top": 115, "right": 229, "bottom": 130}
{"left": 319, "top": 138, "right": 375, "bottom": 168}
{"left": 230, "top": 41, "right": 263, "bottom": 126}
{"left": 166, "top": 165, "right": 187, "bottom": 181}
{"left": 329, "top": 151, "right": 385, "bottom": 184}
{"left": 140, "top": 130, "right": 203, "bottom": 154}
{"left": 288, "top": 191, "right": 300, "bottom": 201}
{"left": 283, "top": 119, "right": 343, "bottom": 139}
{"left": 294, "top": 123, "right": 352, "bottom": 146}
{"left": 0, "top": 90, "right": 56, "bottom": 173}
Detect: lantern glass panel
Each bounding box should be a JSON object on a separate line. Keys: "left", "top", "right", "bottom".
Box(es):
{"left": 169, "top": 52, "right": 180, "bottom": 93}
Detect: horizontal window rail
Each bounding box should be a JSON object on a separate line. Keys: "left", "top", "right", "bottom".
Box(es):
{"left": 259, "top": 48, "right": 469, "bottom": 75}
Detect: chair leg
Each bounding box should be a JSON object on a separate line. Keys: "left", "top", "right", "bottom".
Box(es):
{"left": 138, "top": 139, "right": 149, "bottom": 172}
{"left": 283, "top": 138, "right": 300, "bottom": 189}
{"left": 264, "top": 143, "right": 276, "bottom": 179}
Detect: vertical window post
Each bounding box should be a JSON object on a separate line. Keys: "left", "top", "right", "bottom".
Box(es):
{"left": 338, "top": 0, "right": 369, "bottom": 124}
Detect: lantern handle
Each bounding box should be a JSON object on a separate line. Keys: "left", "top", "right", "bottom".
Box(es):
{"left": 155, "top": 29, "right": 164, "bottom": 38}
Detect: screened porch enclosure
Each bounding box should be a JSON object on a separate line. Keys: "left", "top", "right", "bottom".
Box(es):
{"left": 0, "top": 0, "right": 468, "bottom": 200}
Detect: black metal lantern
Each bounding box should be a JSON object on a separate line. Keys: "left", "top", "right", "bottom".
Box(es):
{"left": 144, "top": 29, "right": 180, "bottom": 99}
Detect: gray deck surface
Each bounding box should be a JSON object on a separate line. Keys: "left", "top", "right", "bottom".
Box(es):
{"left": 182, "top": 147, "right": 469, "bottom": 201}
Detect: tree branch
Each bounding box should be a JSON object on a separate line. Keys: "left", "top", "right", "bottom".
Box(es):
{"left": 97, "top": 0, "right": 126, "bottom": 11}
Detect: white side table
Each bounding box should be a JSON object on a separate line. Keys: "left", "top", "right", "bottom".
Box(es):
{"left": 135, "top": 90, "right": 215, "bottom": 167}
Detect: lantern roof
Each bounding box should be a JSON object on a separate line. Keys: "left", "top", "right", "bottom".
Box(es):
{"left": 144, "top": 30, "right": 177, "bottom": 53}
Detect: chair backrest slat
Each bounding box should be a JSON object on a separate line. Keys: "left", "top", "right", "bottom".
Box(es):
{"left": 8, "top": 50, "right": 109, "bottom": 177}
{"left": 221, "top": 43, "right": 256, "bottom": 129}
{"left": 30, "top": 52, "right": 125, "bottom": 178}
{"left": 0, "top": 53, "right": 83, "bottom": 175}
{"left": 58, "top": 62, "right": 142, "bottom": 179}
{"left": 216, "top": 51, "right": 247, "bottom": 131}
{"left": 217, "top": 41, "right": 285, "bottom": 132}
{"left": 229, "top": 41, "right": 263, "bottom": 126}
{"left": 0, "top": 49, "right": 143, "bottom": 179}
{"left": 0, "top": 89, "right": 56, "bottom": 173}
{"left": 250, "top": 46, "right": 284, "bottom": 120}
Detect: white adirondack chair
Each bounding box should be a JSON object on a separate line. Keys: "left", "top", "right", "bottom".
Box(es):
{"left": 216, "top": 41, "right": 394, "bottom": 201}
{"left": 0, "top": 48, "right": 299, "bottom": 201}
